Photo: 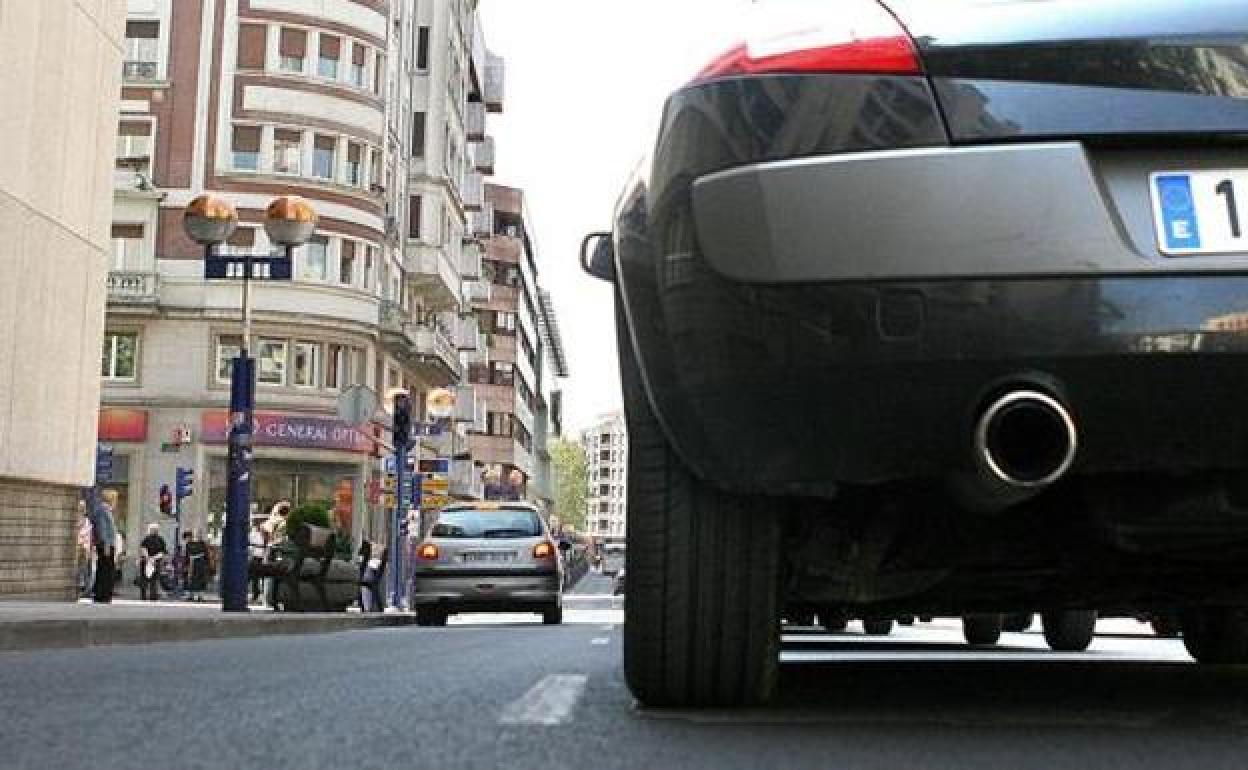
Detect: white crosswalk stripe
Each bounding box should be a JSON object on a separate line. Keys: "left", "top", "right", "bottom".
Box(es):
{"left": 499, "top": 674, "right": 588, "bottom": 726}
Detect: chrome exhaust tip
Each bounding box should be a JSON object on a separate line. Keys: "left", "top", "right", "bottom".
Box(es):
{"left": 975, "top": 390, "right": 1078, "bottom": 489}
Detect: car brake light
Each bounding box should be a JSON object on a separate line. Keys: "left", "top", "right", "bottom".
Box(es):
{"left": 418, "top": 543, "right": 439, "bottom": 561}
{"left": 692, "top": 1, "right": 919, "bottom": 85}
{"left": 533, "top": 542, "right": 555, "bottom": 560}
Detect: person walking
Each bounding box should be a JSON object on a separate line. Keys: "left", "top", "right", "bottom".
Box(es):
{"left": 261, "top": 500, "right": 290, "bottom": 607}
{"left": 76, "top": 503, "right": 95, "bottom": 598}
{"left": 90, "top": 490, "right": 119, "bottom": 604}
{"left": 138, "top": 523, "right": 168, "bottom": 601}
{"left": 184, "top": 531, "right": 209, "bottom": 602}
{"left": 248, "top": 521, "right": 266, "bottom": 603}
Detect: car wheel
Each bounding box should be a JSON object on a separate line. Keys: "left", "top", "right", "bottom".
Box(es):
{"left": 543, "top": 605, "right": 563, "bottom": 626}
{"left": 863, "top": 618, "right": 894, "bottom": 636}
{"left": 1042, "top": 610, "right": 1098, "bottom": 652}
{"left": 416, "top": 608, "right": 446, "bottom": 627}
{"left": 963, "top": 614, "right": 1003, "bottom": 646}
{"left": 819, "top": 609, "right": 848, "bottom": 632}
{"left": 619, "top": 298, "right": 781, "bottom": 708}
{"left": 1003, "top": 612, "right": 1034, "bottom": 633}
{"left": 1182, "top": 608, "right": 1248, "bottom": 663}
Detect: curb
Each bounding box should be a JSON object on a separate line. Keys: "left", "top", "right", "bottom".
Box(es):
{"left": 0, "top": 613, "right": 417, "bottom": 653}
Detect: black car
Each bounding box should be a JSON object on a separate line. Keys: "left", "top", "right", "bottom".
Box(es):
{"left": 583, "top": 0, "right": 1248, "bottom": 707}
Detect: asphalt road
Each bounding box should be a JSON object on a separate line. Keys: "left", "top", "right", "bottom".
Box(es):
{"left": 3, "top": 613, "right": 1248, "bottom": 770}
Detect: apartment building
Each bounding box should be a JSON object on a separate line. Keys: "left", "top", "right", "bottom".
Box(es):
{"left": 100, "top": 0, "right": 503, "bottom": 548}
{"left": 583, "top": 412, "right": 628, "bottom": 545}
{"left": 467, "top": 184, "right": 568, "bottom": 510}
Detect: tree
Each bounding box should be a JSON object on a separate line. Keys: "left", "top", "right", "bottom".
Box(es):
{"left": 551, "top": 437, "right": 588, "bottom": 532}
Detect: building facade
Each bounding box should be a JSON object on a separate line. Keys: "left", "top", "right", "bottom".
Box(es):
{"left": 583, "top": 412, "right": 628, "bottom": 545}
{"left": 0, "top": 1, "right": 126, "bottom": 600}
{"left": 101, "top": 0, "right": 503, "bottom": 550}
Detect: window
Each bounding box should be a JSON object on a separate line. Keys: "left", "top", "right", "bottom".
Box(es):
{"left": 495, "top": 311, "right": 517, "bottom": 335}
{"left": 491, "top": 361, "right": 514, "bottom": 386}
{"left": 351, "top": 43, "right": 368, "bottom": 87}
{"left": 373, "top": 51, "right": 385, "bottom": 94}
{"left": 301, "top": 236, "right": 328, "bottom": 280}
{"left": 416, "top": 27, "right": 430, "bottom": 70}
{"left": 292, "top": 342, "right": 321, "bottom": 387}
{"left": 231, "top": 125, "right": 261, "bottom": 171}
{"left": 339, "top": 241, "right": 356, "bottom": 286}
{"left": 237, "top": 23, "right": 267, "bottom": 70}
{"left": 411, "top": 112, "right": 425, "bottom": 158}
{"left": 274, "top": 129, "right": 303, "bottom": 175}
{"left": 313, "top": 135, "right": 336, "bottom": 180}
{"left": 599, "top": 485, "right": 610, "bottom": 497}
{"left": 101, "top": 332, "right": 138, "bottom": 381}
{"left": 115, "top": 122, "right": 153, "bottom": 164}
{"left": 346, "top": 143, "right": 362, "bottom": 186}
{"left": 221, "top": 227, "right": 257, "bottom": 257}
{"left": 257, "top": 338, "right": 288, "bottom": 385}
{"left": 110, "top": 224, "right": 145, "bottom": 270}
{"left": 363, "top": 247, "right": 375, "bottom": 290}
{"left": 408, "top": 195, "right": 422, "bottom": 239}
{"left": 318, "top": 34, "right": 340, "bottom": 79}
{"left": 216, "top": 336, "right": 242, "bottom": 384}
{"left": 326, "top": 344, "right": 345, "bottom": 389}
{"left": 487, "top": 412, "right": 512, "bottom": 437}
{"left": 124, "top": 21, "right": 160, "bottom": 79}
{"left": 279, "top": 28, "right": 306, "bottom": 72}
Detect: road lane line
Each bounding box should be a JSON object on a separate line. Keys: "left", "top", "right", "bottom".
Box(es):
{"left": 591, "top": 637, "right": 610, "bottom": 645}
{"left": 499, "top": 675, "right": 588, "bottom": 726}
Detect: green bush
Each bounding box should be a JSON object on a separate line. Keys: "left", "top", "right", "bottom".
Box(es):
{"left": 285, "top": 501, "right": 354, "bottom": 561}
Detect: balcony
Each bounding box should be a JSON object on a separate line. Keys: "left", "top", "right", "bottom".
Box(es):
{"left": 452, "top": 384, "right": 484, "bottom": 428}
{"left": 484, "top": 52, "right": 505, "bottom": 113}
{"left": 122, "top": 60, "right": 159, "bottom": 81}
{"left": 463, "top": 280, "right": 491, "bottom": 305}
{"left": 411, "top": 323, "right": 463, "bottom": 384}
{"left": 107, "top": 271, "right": 159, "bottom": 307}
{"left": 473, "top": 137, "right": 495, "bottom": 176}
{"left": 466, "top": 102, "right": 486, "bottom": 142}
{"left": 462, "top": 172, "right": 484, "bottom": 212}
{"left": 460, "top": 240, "right": 482, "bottom": 281}
{"left": 405, "top": 242, "right": 461, "bottom": 311}
{"left": 470, "top": 203, "right": 494, "bottom": 239}
{"left": 454, "top": 314, "right": 481, "bottom": 352}
{"left": 378, "top": 300, "right": 415, "bottom": 355}
{"left": 450, "top": 459, "right": 485, "bottom": 500}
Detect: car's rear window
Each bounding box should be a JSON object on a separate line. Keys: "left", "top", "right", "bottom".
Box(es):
{"left": 431, "top": 508, "right": 544, "bottom": 539}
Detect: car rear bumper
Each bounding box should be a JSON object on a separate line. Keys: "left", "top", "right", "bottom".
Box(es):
{"left": 410, "top": 571, "right": 560, "bottom": 609}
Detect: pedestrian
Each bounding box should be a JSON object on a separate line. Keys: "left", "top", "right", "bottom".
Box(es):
{"left": 76, "top": 502, "right": 95, "bottom": 598}
{"left": 113, "top": 530, "right": 127, "bottom": 591}
{"left": 261, "top": 500, "right": 290, "bottom": 607}
{"left": 91, "top": 490, "right": 119, "bottom": 604}
{"left": 248, "top": 521, "right": 266, "bottom": 603}
{"left": 185, "top": 531, "right": 209, "bottom": 602}
{"left": 138, "top": 523, "right": 168, "bottom": 601}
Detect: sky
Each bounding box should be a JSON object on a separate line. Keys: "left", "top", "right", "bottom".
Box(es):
{"left": 478, "top": 1, "right": 747, "bottom": 434}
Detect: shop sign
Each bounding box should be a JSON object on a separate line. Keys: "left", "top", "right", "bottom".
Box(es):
{"left": 98, "top": 408, "right": 148, "bottom": 442}
{"left": 200, "top": 411, "right": 374, "bottom": 453}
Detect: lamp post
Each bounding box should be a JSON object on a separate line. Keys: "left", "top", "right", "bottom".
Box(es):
{"left": 183, "top": 194, "right": 317, "bottom": 611}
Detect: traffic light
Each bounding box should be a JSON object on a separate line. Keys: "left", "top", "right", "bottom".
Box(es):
{"left": 393, "top": 391, "right": 412, "bottom": 451}
{"left": 176, "top": 467, "right": 194, "bottom": 499}
{"left": 159, "top": 484, "right": 173, "bottom": 517}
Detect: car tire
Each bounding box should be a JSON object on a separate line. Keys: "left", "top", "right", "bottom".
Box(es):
{"left": 543, "top": 605, "right": 563, "bottom": 626}
{"left": 416, "top": 608, "right": 446, "bottom": 627}
{"left": 1042, "top": 610, "right": 1098, "bottom": 652}
{"left": 618, "top": 298, "right": 781, "bottom": 708}
{"left": 962, "top": 614, "right": 1003, "bottom": 646}
{"left": 1182, "top": 608, "right": 1248, "bottom": 664}
{"left": 1003, "top": 613, "right": 1034, "bottom": 633}
{"left": 862, "top": 618, "right": 894, "bottom": 636}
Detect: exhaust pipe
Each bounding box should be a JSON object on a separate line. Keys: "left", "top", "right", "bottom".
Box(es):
{"left": 975, "top": 390, "right": 1078, "bottom": 489}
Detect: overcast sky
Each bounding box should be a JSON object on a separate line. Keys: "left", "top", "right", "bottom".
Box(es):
{"left": 478, "top": 1, "right": 746, "bottom": 434}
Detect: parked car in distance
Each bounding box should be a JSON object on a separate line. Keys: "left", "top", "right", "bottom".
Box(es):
{"left": 409, "top": 502, "right": 564, "bottom": 626}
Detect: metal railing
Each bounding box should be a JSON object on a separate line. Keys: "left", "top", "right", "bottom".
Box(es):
{"left": 412, "top": 324, "right": 463, "bottom": 381}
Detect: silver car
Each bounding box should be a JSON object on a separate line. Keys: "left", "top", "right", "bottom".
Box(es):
{"left": 409, "top": 502, "right": 564, "bottom": 626}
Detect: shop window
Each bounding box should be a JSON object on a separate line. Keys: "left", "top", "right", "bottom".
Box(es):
{"left": 257, "top": 338, "right": 288, "bottom": 386}
{"left": 292, "top": 342, "right": 321, "bottom": 388}
{"left": 101, "top": 332, "right": 139, "bottom": 381}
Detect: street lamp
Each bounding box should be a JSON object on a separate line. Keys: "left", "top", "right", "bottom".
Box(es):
{"left": 183, "top": 194, "right": 317, "bottom": 611}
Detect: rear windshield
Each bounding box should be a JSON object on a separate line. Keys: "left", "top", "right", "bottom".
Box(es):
{"left": 431, "top": 509, "right": 544, "bottom": 539}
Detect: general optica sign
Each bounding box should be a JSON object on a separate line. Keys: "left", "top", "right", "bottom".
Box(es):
{"left": 200, "top": 412, "right": 375, "bottom": 454}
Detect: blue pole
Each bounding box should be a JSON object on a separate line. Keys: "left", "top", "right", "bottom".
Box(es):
{"left": 221, "top": 355, "right": 255, "bottom": 612}
{"left": 391, "top": 440, "right": 407, "bottom": 609}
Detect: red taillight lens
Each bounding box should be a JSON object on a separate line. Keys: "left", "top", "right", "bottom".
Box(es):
{"left": 693, "top": 1, "right": 919, "bottom": 85}
{"left": 418, "top": 543, "right": 439, "bottom": 561}
{"left": 533, "top": 542, "right": 554, "bottom": 560}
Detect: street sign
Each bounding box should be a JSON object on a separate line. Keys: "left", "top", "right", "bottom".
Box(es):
{"left": 337, "top": 384, "right": 379, "bottom": 427}
{"left": 95, "top": 444, "right": 114, "bottom": 484}
{"left": 204, "top": 255, "right": 293, "bottom": 281}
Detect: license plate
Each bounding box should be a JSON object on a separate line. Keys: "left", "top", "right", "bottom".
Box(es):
{"left": 1151, "top": 170, "right": 1248, "bottom": 256}
{"left": 462, "top": 551, "right": 516, "bottom": 563}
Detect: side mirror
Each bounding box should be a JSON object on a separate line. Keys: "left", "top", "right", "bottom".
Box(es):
{"left": 580, "top": 232, "right": 615, "bottom": 282}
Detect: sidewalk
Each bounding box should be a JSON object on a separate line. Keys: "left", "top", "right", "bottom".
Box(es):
{"left": 0, "top": 599, "right": 416, "bottom": 653}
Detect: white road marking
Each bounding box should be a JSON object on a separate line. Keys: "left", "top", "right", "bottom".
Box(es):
{"left": 591, "top": 637, "right": 610, "bottom": 645}
{"left": 600, "top": 624, "right": 615, "bottom": 631}
{"left": 499, "top": 675, "right": 588, "bottom": 726}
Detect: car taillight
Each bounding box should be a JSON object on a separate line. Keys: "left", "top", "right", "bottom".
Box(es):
{"left": 692, "top": 1, "right": 919, "bottom": 85}
{"left": 533, "top": 542, "right": 555, "bottom": 560}
{"left": 418, "top": 543, "right": 439, "bottom": 561}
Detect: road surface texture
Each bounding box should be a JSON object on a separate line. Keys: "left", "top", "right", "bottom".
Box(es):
{"left": 3, "top": 614, "right": 1246, "bottom": 770}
